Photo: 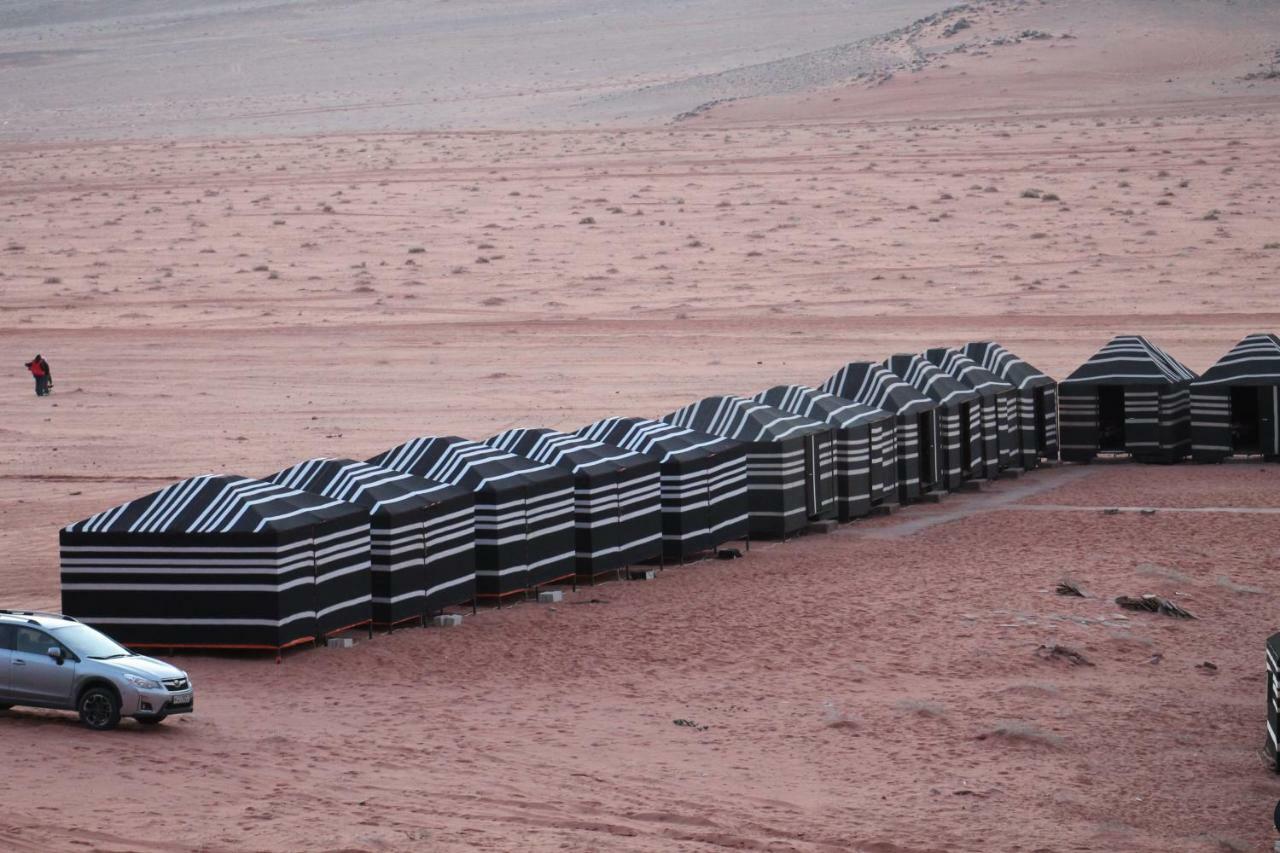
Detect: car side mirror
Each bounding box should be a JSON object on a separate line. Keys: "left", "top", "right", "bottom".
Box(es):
{"left": 46, "top": 646, "right": 64, "bottom": 663}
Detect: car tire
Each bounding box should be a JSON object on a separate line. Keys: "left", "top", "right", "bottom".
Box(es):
{"left": 78, "top": 686, "right": 121, "bottom": 731}
{"left": 136, "top": 714, "right": 167, "bottom": 726}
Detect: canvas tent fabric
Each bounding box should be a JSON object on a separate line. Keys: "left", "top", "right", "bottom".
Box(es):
{"left": 1191, "top": 333, "right": 1280, "bottom": 462}
{"left": 884, "top": 354, "right": 984, "bottom": 490}
{"left": 60, "top": 475, "right": 372, "bottom": 651}
{"left": 1058, "top": 335, "right": 1197, "bottom": 463}
{"left": 577, "top": 417, "right": 749, "bottom": 561}
{"left": 962, "top": 341, "right": 1059, "bottom": 469}
{"left": 662, "top": 395, "right": 836, "bottom": 537}
{"left": 1268, "top": 632, "right": 1280, "bottom": 772}
{"left": 755, "top": 384, "right": 898, "bottom": 520}
{"left": 486, "top": 428, "right": 663, "bottom": 579}
{"left": 821, "top": 362, "right": 941, "bottom": 504}
{"left": 369, "top": 436, "right": 575, "bottom": 601}
{"left": 269, "top": 458, "right": 476, "bottom": 626}
{"left": 923, "top": 347, "right": 1018, "bottom": 474}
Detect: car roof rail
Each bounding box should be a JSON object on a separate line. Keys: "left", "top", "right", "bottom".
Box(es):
{"left": 0, "top": 609, "right": 77, "bottom": 623}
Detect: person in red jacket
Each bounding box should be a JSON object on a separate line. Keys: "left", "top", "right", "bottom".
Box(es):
{"left": 24, "top": 355, "right": 49, "bottom": 397}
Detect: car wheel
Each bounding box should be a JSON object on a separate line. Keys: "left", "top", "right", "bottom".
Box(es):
{"left": 78, "top": 687, "right": 121, "bottom": 731}
{"left": 136, "top": 714, "right": 167, "bottom": 726}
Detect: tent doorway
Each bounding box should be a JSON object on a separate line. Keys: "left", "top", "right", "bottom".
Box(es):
{"left": 958, "top": 403, "right": 973, "bottom": 475}
{"left": 918, "top": 413, "right": 936, "bottom": 489}
{"left": 1230, "top": 386, "right": 1262, "bottom": 454}
{"left": 1033, "top": 387, "right": 1048, "bottom": 453}
{"left": 1097, "top": 386, "right": 1126, "bottom": 451}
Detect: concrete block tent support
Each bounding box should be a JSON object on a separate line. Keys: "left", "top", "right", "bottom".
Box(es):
{"left": 923, "top": 347, "right": 1019, "bottom": 474}
{"left": 369, "top": 436, "right": 576, "bottom": 605}
{"left": 486, "top": 427, "right": 664, "bottom": 582}
{"left": 822, "top": 361, "right": 943, "bottom": 504}
{"left": 268, "top": 458, "right": 477, "bottom": 628}
{"left": 576, "top": 417, "right": 750, "bottom": 562}
{"left": 962, "top": 341, "right": 1059, "bottom": 469}
{"left": 755, "top": 384, "right": 898, "bottom": 520}
{"left": 60, "top": 475, "right": 373, "bottom": 654}
{"left": 662, "top": 395, "right": 836, "bottom": 539}
{"left": 1058, "top": 335, "right": 1197, "bottom": 464}
{"left": 1191, "top": 333, "right": 1280, "bottom": 462}
{"left": 885, "top": 353, "right": 987, "bottom": 489}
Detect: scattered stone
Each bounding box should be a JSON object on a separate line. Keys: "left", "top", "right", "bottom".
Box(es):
{"left": 1115, "top": 594, "right": 1195, "bottom": 619}
{"left": 1036, "top": 643, "right": 1094, "bottom": 666}
{"left": 1056, "top": 580, "right": 1086, "bottom": 597}
{"left": 673, "top": 718, "right": 709, "bottom": 731}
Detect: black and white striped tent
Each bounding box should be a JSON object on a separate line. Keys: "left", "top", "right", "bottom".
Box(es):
{"left": 962, "top": 341, "right": 1059, "bottom": 469}
{"left": 1059, "top": 335, "right": 1197, "bottom": 463}
{"left": 486, "top": 428, "right": 663, "bottom": 580}
{"left": 821, "top": 362, "right": 941, "bottom": 503}
{"left": 1191, "top": 333, "right": 1280, "bottom": 462}
{"left": 1267, "top": 632, "right": 1280, "bottom": 772}
{"left": 755, "top": 385, "right": 898, "bottom": 520}
{"left": 268, "top": 458, "right": 476, "bottom": 627}
{"left": 577, "top": 417, "right": 749, "bottom": 561}
{"left": 663, "top": 396, "right": 836, "bottom": 538}
{"left": 884, "top": 353, "right": 984, "bottom": 490}
{"left": 369, "top": 437, "right": 576, "bottom": 602}
{"left": 923, "top": 347, "right": 1018, "bottom": 474}
{"left": 60, "top": 475, "right": 372, "bottom": 652}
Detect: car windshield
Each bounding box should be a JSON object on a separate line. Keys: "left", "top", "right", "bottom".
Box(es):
{"left": 51, "top": 623, "right": 133, "bottom": 659}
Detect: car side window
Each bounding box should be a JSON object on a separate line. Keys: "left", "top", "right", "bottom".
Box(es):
{"left": 0, "top": 624, "right": 13, "bottom": 652}
{"left": 13, "top": 627, "right": 54, "bottom": 656}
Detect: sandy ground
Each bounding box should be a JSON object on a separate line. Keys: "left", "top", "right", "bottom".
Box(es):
{"left": 3, "top": 0, "right": 1280, "bottom": 850}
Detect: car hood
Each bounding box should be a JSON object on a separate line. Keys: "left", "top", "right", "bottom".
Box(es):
{"left": 98, "top": 655, "right": 186, "bottom": 680}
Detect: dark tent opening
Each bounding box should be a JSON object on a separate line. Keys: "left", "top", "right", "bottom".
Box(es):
{"left": 1230, "top": 386, "right": 1262, "bottom": 453}
{"left": 1034, "top": 386, "right": 1049, "bottom": 451}
{"left": 959, "top": 402, "right": 973, "bottom": 474}
{"left": 1097, "top": 386, "right": 1126, "bottom": 451}
{"left": 918, "top": 412, "right": 936, "bottom": 488}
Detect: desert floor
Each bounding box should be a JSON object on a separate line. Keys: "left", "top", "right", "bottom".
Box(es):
{"left": 3, "top": 0, "right": 1280, "bottom": 850}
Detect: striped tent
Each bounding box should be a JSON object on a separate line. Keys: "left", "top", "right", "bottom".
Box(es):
{"left": 1191, "top": 333, "right": 1280, "bottom": 462}
{"left": 369, "top": 437, "right": 576, "bottom": 602}
{"left": 821, "top": 362, "right": 941, "bottom": 503}
{"left": 923, "top": 347, "right": 1018, "bottom": 474}
{"left": 60, "top": 475, "right": 372, "bottom": 652}
{"left": 884, "top": 353, "right": 984, "bottom": 490}
{"left": 1268, "top": 632, "right": 1280, "bottom": 772}
{"left": 1058, "top": 335, "right": 1197, "bottom": 463}
{"left": 486, "top": 428, "right": 663, "bottom": 581}
{"left": 962, "top": 341, "right": 1059, "bottom": 468}
{"left": 755, "top": 384, "right": 898, "bottom": 520}
{"left": 268, "top": 458, "right": 476, "bottom": 627}
{"left": 577, "top": 417, "right": 749, "bottom": 561}
{"left": 663, "top": 396, "right": 836, "bottom": 538}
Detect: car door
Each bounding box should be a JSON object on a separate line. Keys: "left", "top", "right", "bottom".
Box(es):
{"left": 10, "top": 626, "right": 76, "bottom": 707}
{"left": 0, "top": 624, "right": 13, "bottom": 699}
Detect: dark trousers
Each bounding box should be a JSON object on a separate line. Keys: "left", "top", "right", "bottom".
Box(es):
{"left": 35, "top": 375, "right": 48, "bottom": 396}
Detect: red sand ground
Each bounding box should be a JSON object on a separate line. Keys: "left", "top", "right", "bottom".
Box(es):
{"left": 3, "top": 1, "right": 1280, "bottom": 850}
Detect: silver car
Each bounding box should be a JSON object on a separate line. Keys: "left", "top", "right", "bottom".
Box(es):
{"left": 0, "top": 610, "right": 194, "bottom": 730}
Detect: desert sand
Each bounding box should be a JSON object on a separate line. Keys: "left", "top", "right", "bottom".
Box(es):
{"left": 3, "top": 0, "right": 1280, "bottom": 850}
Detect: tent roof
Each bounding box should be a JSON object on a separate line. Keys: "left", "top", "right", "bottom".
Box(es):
{"left": 577, "top": 417, "right": 739, "bottom": 463}
{"left": 1062, "top": 335, "right": 1197, "bottom": 386}
{"left": 961, "top": 341, "right": 1056, "bottom": 390}
{"left": 755, "top": 385, "right": 893, "bottom": 429}
{"left": 64, "top": 474, "right": 360, "bottom": 536}
{"left": 885, "top": 354, "right": 980, "bottom": 406}
{"left": 664, "top": 395, "right": 831, "bottom": 442}
{"left": 487, "top": 427, "right": 654, "bottom": 474}
{"left": 370, "top": 436, "right": 554, "bottom": 492}
{"left": 923, "top": 348, "right": 1014, "bottom": 397}
{"left": 269, "top": 458, "right": 470, "bottom": 516}
{"left": 822, "top": 362, "right": 936, "bottom": 415}
{"left": 1193, "top": 332, "right": 1280, "bottom": 387}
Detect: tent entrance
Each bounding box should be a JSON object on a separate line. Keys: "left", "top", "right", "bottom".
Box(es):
{"left": 1230, "top": 386, "right": 1262, "bottom": 454}
{"left": 1033, "top": 387, "right": 1048, "bottom": 453}
{"left": 918, "top": 413, "right": 936, "bottom": 488}
{"left": 1097, "top": 386, "right": 1126, "bottom": 451}
{"left": 958, "top": 403, "right": 973, "bottom": 475}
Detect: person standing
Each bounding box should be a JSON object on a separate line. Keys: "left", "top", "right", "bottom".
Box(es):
{"left": 25, "top": 355, "right": 48, "bottom": 396}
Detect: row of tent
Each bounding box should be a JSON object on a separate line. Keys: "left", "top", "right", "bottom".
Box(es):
{"left": 59, "top": 334, "right": 1280, "bottom": 654}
